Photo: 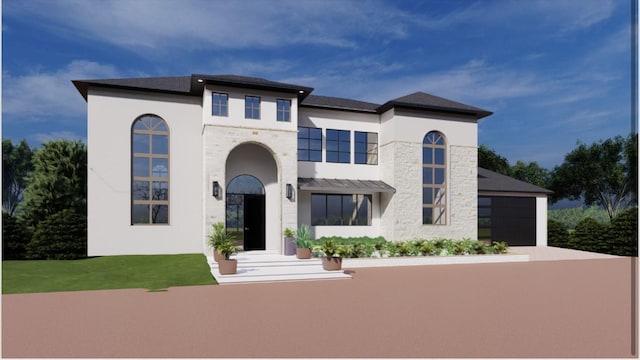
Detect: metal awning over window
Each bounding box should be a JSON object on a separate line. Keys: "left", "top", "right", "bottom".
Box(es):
{"left": 298, "top": 177, "right": 396, "bottom": 193}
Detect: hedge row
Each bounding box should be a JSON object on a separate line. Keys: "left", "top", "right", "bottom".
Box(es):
{"left": 2, "top": 210, "right": 87, "bottom": 260}
{"left": 548, "top": 207, "right": 637, "bottom": 257}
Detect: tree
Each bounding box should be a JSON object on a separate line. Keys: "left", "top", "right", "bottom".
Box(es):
{"left": 509, "top": 160, "right": 550, "bottom": 188}
{"left": 478, "top": 145, "right": 510, "bottom": 175}
{"left": 2, "top": 139, "right": 33, "bottom": 215}
{"left": 549, "top": 135, "right": 635, "bottom": 220}
{"left": 22, "top": 140, "right": 87, "bottom": 226}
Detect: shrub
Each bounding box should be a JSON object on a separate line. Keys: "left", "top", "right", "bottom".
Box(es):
{"left": 571, "top": 217, "right": 607, "bottom": 253}
{"left": 27, "top": 209, "right": 86, "bottom": 260}
{"left": 2, "top": 212, "right": 31, "bottom": 260}
{"left": 548, "top": 219, "right": 570, "bottom": 248}
{"left": 607, "top": 207, "right": 638, "bottom": 257}
{"left": 491, "top": 241, "right": 509, "bottom": 254}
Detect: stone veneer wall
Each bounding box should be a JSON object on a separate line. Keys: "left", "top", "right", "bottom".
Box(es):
{"left": 202, "top": 125, "right": 298, "bottom": 253}
{"left": 380, "top": 141, "right": 477, "bottom": 242}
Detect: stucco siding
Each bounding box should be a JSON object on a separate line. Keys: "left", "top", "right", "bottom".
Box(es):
{"left": 86, "top": 89, "right": 203, "bottom": 255}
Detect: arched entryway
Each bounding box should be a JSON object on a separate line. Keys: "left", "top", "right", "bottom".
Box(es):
{"left": 225, "top": 143, "right": 278, "bottom": 252}
{"left": 226, "top": 175, "right": 265, "bottom": 250}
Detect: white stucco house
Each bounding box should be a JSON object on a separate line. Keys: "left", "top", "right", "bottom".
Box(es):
{"left": 73, "top": 74, "right": 551, "bottom": 256}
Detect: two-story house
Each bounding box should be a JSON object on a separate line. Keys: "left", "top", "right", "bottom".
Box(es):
{"left": 73, "top": 74, "right": 550, "bottom": 256}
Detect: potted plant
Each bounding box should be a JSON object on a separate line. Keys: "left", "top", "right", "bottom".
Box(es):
{"left": 208, "top": 222, "right": 229, "bottom": 262}
{"left": 318, "top": 238, "right": 346, "bottom": 271}
{"left": 216, "top": 238, "right": 241, "bottom": 275}
{"left": 295, "top": 224, "right": 313, "bottom": 259}
{"left": 283, "top": 227, "right": 296, "bottom": 256}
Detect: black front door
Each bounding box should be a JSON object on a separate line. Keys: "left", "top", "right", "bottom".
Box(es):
{"left": 243, "top": 194, "right": 265, "bottom": 250}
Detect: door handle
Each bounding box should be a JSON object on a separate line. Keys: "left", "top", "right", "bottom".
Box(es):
{"left": 244, "top": 227, "right": 250, "bottom": 231}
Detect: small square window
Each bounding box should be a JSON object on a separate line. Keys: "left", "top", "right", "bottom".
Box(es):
{"left": 277, "top": 99, "right": 291, "bottom": 122}
{"left": 212, "top": 93, "right": 228, "bottom": 117}
{"left": 245, "top": 96, "right": 260, "bottom": 119}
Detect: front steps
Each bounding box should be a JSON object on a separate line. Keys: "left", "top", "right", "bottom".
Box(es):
{"left": 208, "top": 252, "right": 352, "bottom": 285}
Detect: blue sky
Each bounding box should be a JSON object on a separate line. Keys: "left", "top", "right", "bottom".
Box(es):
{"left": 2, "top": 0, "right": 636, "bottom": 169}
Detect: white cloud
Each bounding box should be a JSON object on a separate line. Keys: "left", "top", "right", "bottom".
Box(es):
{"left": 4, "top": 0, "right": 414, "bottom": 53}
{"left": 417, "top": 0, "right": 616, "bottom": 32}
{"left": 3, "top": 60, "right": 121, "bottom": 119}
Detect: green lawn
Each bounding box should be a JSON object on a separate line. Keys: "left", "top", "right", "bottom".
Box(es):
{"left": 2, "top": 254, "right": 217, "bottom": 294}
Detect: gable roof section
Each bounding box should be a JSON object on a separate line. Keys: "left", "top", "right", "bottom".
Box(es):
{"left": 478, "top": 167, "right": 552, "bottom": 194}
{"left": 73, "top": 74, "right": 313, "bottom": 101}
{"left": 378, "top": 92, "right": 492, "bottom": 119}
{"left": 301, "top": 95, "right": 380, "bottom": 113}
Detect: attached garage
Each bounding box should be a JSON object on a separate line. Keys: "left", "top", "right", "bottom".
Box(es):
{"left": 477, "top": 167, "right": 552, "bottom": 247}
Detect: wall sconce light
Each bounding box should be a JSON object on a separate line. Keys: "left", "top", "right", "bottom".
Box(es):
{"left": 286, "top": 183, "right": 294, "bottom": 200}
{"left": 212, "top": 181, "right": 220, "bottom": 198}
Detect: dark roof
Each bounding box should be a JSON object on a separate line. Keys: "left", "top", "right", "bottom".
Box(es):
{"left": 72, "top": 75, "right": 492, "bottom": 119}
{"left": 298, "top": 177, "right": 396, "bottom": 193}
{"left": 73, "top": 74, "right": 313, "bottom": 101}
{"left": 301, "top": 95, "right": 380, "bottom": 113}
{"left": 478, "top": 167, "right": 552, "bottom": 194}
{"left": 73, "top": 76, "right": 192, "bottom": 100}
{"left": 191, "top": 74, "right": 313, "bottom": 98}
{"left": 377, "top": 92, "right": 492, "bottom": 119}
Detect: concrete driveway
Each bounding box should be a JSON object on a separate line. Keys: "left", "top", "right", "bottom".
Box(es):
{"left": 2, "top": 249, "right": 637, "bottom": 358}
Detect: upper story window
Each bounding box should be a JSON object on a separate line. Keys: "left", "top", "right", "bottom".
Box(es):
{"left": 298, "top": 127, "right": 322, "bottom": 162}
{"left": 131, "top": 115, "right": 169, "bottom": 225}
{"left": 422, "top": 131, "right": 446, "bottom": 225}
{"left": 326, "top": 129, "right": 350, "bottom": 163}
{"left": 212, "top": 92, "right": 228, "bottom": 116}
{"left": 355, "top": 131, "right": 378, "bottom": 165}
{"left": 277, "top": 99, "right": 291, "bottom": 122}
{"left": 245, "top": 96, "right": 260, "bottom": 119}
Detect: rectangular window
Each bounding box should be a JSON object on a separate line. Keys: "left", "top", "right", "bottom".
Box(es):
{"left": 311, "top": 194, "right": 372, "bottom": 226}
{"left": 212, "top": 92, "right": 228, "bottom": 116}
{"left": 245, "top": 96, "right": 260, "bottom": 119}
{"left": 326, "top": 129, "right": 350, "bottom": 163}
{"left": 276, "top": 99, "right": 291, "bottom": 122}
{"left": 354, "top": 131, "right": 378, "bottom": 165}
{"left": 298, "top": 127, "right": 322, "bottom": 162}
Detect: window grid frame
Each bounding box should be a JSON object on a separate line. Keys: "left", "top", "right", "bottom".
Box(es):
{"left": 354, "top": 131, "right": 378, "bottom": 165}
{"left": 297, "top": 126, "right": 322, "bottom": 162}
{"left": 311, "top": 193, "right": 372, "bottom": 226}
{"left": 245, "top": 95, "right": 261, "bottom": 119}
{"left": 326, "top": 129, "right": 351, "bottom": 164}
{"left": 422, "top": 131, "right": 447, "bottom": 225}
{"left": 212, "top": 92, "right": 228, "bottom": 117}
{"left": 131, "top": 115, "right": 170, "bottom": 225}
{"left": 276, "top": 99, "right": 291, "bottom": 122}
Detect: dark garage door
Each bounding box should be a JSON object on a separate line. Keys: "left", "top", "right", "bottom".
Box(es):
{"left": 479, "top": 196, "right": 536, "bottom": 246}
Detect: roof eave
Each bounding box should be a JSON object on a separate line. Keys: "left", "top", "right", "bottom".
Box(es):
{"left": 299, "top": 103, "right": 378, "bottom": 114}
{"left": 191, "top": 75, "right": 314, "bottom": 100}
{"left": 377, "top": 102, "right": 492, "bottom": 119}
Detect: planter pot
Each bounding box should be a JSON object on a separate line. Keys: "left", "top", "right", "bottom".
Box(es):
{"left": 296, "top": 247, "right": 312, "bottom": 259}
{"left": 218, "top": 259, "right": 237, "bottom": 275}
{"left": 284, "top": 236, "right": 296, "bottom": 256}
{"left": 213, "top": 248, "right": 225, "bottom": 262}
{"left": 322, "top": 256, "right": 342, "bottom": 271}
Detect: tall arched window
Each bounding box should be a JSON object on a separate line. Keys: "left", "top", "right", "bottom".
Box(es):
{"left": 131, "top": 115, "right": 169, "bottom": 224}
{"left": 423, "top": 131, "right": 446, "bottom": 225}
